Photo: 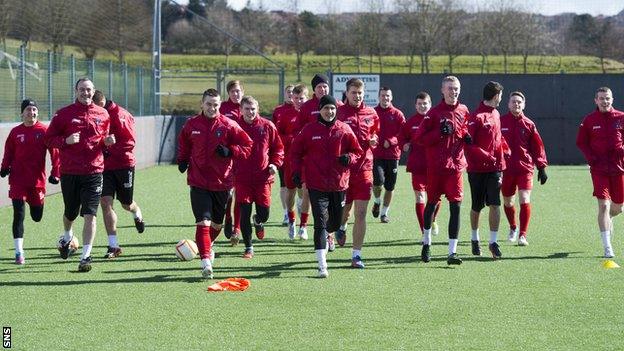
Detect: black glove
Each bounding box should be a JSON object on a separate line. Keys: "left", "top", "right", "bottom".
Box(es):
{"left": 292, "top": 173, "right": 302, "bottom": 189}
{"left": 216, "top": 144, "right": 231, "bottom": 158}
{"left": 178, "top": 161, "right": 188, "bottom": 173}
{"left": 48, "top": 175, "right": 59, "bottom": 184}
{"left": 537, "top": 168, "right": 548, "bottom": 185}
{"left": 440, "top": 120, "right": 454, "bottom": 135}
{"left": 0, "top": 168, "right": 9, "bottom": 178}
{"left": 463, "top": 134, "right": 472, "bottom": 144}
{"left": 338, "top": 154, "right": 350, "bottom": 167}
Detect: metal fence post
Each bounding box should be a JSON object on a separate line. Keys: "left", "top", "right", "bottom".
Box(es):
{"left": 48, "top": 51, "right": 53, "bottom": 119}
{"left": 138, "top": 67, "right": 144, "bottom": 116}
{"left": 19, "top": 45, "right": 25, "bottom": 100}
{"left": 278, "top": 67, "right": 285, "bottom": 105}
{"left": 89, "top": 59, "right": 95, "bottom": 80}
{"left": 70, "top": 55, "right": 76, "bottom": 100}
{"left": 108, "top": 61, "right": 113, "bottom": 99}
{"left": 216, "top": 70, "right": 223, "bottom": 96}
{"left": 123, "top": 62, "right": 128, "bottom": 108}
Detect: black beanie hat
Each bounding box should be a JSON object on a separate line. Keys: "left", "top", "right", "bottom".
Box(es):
{"left": 311, "top": 74, "right": 329, "bottom": 90}
{"left": 318, "top": 94, "right": 337, "bottom": 110}
{"left": 21, "top": 98, "right": 37, "bottom": 113}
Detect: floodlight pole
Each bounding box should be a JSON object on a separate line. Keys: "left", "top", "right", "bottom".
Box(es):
{"left": 152, "top": 0, "right": 162, "bottom": 115}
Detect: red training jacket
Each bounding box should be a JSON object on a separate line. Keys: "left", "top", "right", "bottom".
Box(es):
{"left": 219, "top": 99, "right": 242, "bottom": 124}
{"left": 373, "top": 104, "right": 406, "bottom": 160}
{"left": 414, "top": 99, "right": 470, "bottom": 174}
{"left": 295, "top": 96, "right": 321, "bottom": 133}
{"left": 465, "top": 102, "right": 507, "bottom": 173}
{"left": 337, "top": 102, "right": 380, "bottom": 173}
{"left": 2, "top": 121, "right": 60, "bottom": 189}
{"left": 234, "top": 116, "right": 284, "bottom": 185}
{"left": 500, "top": 112, "right": 548, "bottom": 174}
{"left": 44, "top": 101, "right": 110, "bottom": 175}
{"left": 178, "top": 113, "right": 252, "bottom": 191}
{"left": 104, "top": 101, "right": 136, "bottom": 170}
{"left": 296, "top": 95, "right": 344, "bottom": 133}
{"left": 272, "top": 102, "right": 295, "bottom": 127}
{"left": 275, "top": 103, "right": 300, "bottom": 157}
{"left": 400, "top": 112, "right": 428, "bottom": 174}
{"left": 576, "top": 108, "right": 624, "bottom": 176}
{"left": 290, "top": 119, "right": 363, "bottom": 192}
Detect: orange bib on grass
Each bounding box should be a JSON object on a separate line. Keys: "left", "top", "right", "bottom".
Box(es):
{"left": 207, "top": 278, "right": 250, "bottom": 292}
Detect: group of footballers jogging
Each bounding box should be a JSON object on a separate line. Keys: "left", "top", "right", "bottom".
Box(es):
{"left": 2, "top": 74, "right": 621, "bottom": 279}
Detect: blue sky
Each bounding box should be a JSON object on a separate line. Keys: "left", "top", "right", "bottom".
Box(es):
{"left": 220, "top": 0, "right": 623, "bottom": 16}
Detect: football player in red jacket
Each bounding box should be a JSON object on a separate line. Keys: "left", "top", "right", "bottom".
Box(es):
{"left": 576, "top": 87, "right": 624, "bottom": 258}
{"left": 178, "top": 88, "right": 252, "bottom": 278}
{"left": 400, "top": 92, "right": 442, "bottom": 240}
{"left": 234, "top": 96, "right": 284, "bottom": 258}
{"left": 290, "top": 94, "right": 363, "bottom": 277}
{"left": 336, "top": 78, "right": 380, "bottom": 269}
{"left": 219, "top": 80, "right": 244, "bottom": 242}
{"left": 93, "top": 91, "right": 146, "bottom": 259}
{"left": 372, "top": 87, "right": 406, "bottom": 223}
{"left": 272, "top": 84, "right": 295, "bottom": 225}
{"left": 500, "top": 91, "right": 548, "bottom": 247}
{"left": 1, "top": 99, "right": 60, "bottom": 264}
{"left": 44, "top": 78, "right": 116, "bottom": 272}
{"left": 413, "top": 76, "right": 471, "bottom": 265}
{"left": 465, "top": 81, "right": 508, "bottom": 259}
{"left": 277, "top": 84, "right": 309, "bottom": 240}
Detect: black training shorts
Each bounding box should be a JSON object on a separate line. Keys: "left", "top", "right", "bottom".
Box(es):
{"left": 190, "top": 187, "right": 229, "bottom": 224}
{"left": 373, "top": 159, "right": 399, "bottom": 191}
{"left": 468, "top": 171, "right": 502, "bottom": 212}
{"left": 102, "top": 167, "right": 135, "bottom": 205}
{"left": 61, "top": 173, "right": 103, "bottom": 220}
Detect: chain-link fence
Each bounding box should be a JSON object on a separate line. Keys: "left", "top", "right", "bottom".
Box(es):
{"left": 0, "top": 46, "right": 156, "bottom": 122}
{"left": 160, "top": 68, "right": 285, "bottom": 117}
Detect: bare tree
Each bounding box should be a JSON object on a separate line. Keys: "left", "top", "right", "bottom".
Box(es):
{"left": 165, "top": 19, "right": 202, "bottom": 54}
{"left": 566, "top": 14, "right": 619, "bottom": 74}
{"left": 393, "top": 0, "right": 442, "bottom": 74}
{"left": 356, "top": 0, "right": 387, "bottom": 73}
{"left": 40, "top": 0, "right": 77, "bottom": 55}
{"left": 0, "top": 0, "right": 15, "bottom": 50}
{"left": 107, "top": 0, "right": 151, "bottom": 62}
{"left": 287, "top": 11, "right": 320, "bottom": 81}
{"left": 205, "top": 7, "right": 238, "bottom": 69}
{"left": 516, "top": 12, "right": 545, "bottom": 74}
{"left": 490, "top": 1, "right": 523, "bottom": 73}
{"left": 320, "top": 0, "right": 341, "bottom": 71}
{"left": 466, "top": 10, "right": 496, "bottom": 73}
{"left": 437, "top": 0, "right": 469, "bottom": 73}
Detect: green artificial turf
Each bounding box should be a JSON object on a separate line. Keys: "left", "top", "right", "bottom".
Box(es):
{"left": 0, "top": 165, "right": 622, "bottom": 350}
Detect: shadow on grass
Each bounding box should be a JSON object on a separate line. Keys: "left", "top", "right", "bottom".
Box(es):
{"left": 0, "top": 251, "right": 586, "bottom": 286}
{"left": 117, "top": 224, "right": 195, "bottom": 229}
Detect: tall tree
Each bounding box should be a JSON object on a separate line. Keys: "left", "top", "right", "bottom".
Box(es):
{"left": 0, "top": 0, "right": 15, "bottom": 50}
{"left": 393, "top": 0, "right": 442, "bottom": 74}
{"left": 490, "top": 2, "right": 523, "bottom": 73}
{"left": 41, "top": 0, "right": 76, "bottom": 55}
{"left": 566, "top": 14, "right": 618, "bottom": 74}
{"left": 288, "top": 11, "right": 320, "bottom": 81}
{"left": 437, "top": 0, "right": 469, "bottom": 73}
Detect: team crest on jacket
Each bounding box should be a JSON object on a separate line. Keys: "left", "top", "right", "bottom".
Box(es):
{"left": 215, "top": 129, "right": 223, "bottom": 138}
{"left": 35, "top": 133, "right": 42, "bottom": 140}
{"left": 17, "top": 134, "right": 24, "bottom": 142}
{"left": 614, "top": 121, "right": 621, "bottom": 129}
